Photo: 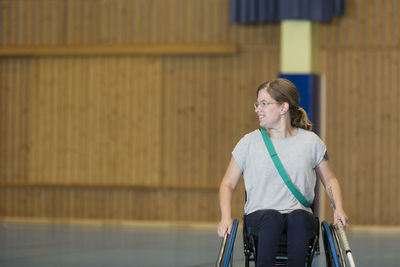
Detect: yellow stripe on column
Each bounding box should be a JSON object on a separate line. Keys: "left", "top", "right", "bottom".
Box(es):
{"left": 280, "top": 20, "right": 320, "bottom": 74}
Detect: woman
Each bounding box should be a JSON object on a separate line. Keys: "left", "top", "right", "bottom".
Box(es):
{"left": 218, "top": 78, "right": 348, "bottom": 267}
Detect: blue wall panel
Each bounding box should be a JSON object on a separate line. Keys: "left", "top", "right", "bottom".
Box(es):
{"left": 278, "top": 74, "right": 321, "bottom": 135}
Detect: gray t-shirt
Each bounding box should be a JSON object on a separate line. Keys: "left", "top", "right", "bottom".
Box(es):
{"left": 232, "top": 128, "right": 326, "bottom": 215}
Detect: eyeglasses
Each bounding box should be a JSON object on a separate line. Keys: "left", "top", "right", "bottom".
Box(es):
{"left": 253, "top": 101, "right": 279, "bottom": 109}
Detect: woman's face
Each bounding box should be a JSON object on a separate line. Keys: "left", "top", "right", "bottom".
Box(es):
{"left": 254, "top": 89, "right": 282, "bottom": 129}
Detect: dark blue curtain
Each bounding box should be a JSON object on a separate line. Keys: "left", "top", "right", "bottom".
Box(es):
{"left": 230, "top": 0, "right": 345, "bottom": 24}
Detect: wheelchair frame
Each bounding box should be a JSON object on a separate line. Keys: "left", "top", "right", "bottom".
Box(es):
{"left": 321, "top": 220, "right": 356, "bottom": 267}
{"left": 216, "top": 219, "right": 239, "bottom": 267}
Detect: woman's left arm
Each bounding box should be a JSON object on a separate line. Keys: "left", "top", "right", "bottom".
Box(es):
{"left": 316, "top": 159, "right": 349, "bottom": 229}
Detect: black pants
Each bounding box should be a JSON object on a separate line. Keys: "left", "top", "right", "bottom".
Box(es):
{"left": 245, "top": 209, "right": 318, "bottom": 267}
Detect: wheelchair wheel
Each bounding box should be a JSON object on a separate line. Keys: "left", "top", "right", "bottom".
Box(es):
{"left": 330, "top": 224, "right": 347, "bottom": 267}
{"left": 321, "top": 221, "right": 341, "bottom": 267}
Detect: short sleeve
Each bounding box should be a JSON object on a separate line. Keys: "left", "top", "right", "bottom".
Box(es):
{"left": 232, "top": 135, "right": 249, "bottom": 172}
{"left": 314, "top": 135, "right": 327, "bottom": 168}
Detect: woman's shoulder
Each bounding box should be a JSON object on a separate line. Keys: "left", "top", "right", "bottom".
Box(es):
{"left": 233, "top": 129, "right": 261, "bottom": 156}
{"left": 242, "top": 129, "right": 262, "bottom": 140}
{"left": 247, "top": 128, "right": 261, "bottom": 136}
{"left": 236, "top": 129, "right": 261, "bottom": 144}
{"left": 297, "top": 128, "right": 325, "bottom": 144}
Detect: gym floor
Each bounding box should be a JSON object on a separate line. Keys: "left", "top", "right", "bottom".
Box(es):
{"left": 0, "top": 222, "right": 398, "bottom": 267}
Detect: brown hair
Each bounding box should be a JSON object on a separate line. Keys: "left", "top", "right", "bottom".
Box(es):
{"left": 256, "top": 78, "right": 312, "bottom": 130}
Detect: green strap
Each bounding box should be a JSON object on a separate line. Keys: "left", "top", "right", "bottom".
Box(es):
{"left": 260, "top": 128, "right": 311, "bottom": 208}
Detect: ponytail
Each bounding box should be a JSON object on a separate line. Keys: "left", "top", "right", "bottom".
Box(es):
{"left": 291, "top": 107, "right": 312, "bottom": 130}
{"left": 257, "top": 78, "right": 313, "bottom": 131}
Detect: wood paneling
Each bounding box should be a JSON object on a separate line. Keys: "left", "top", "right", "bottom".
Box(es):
{"left": 1, "top": 0, "right": 399, "bottom": 226}
{"left": 2, "top": 0, "right": 400, "bottom": 227}
{"left": 2, "top": 0, "right": 399, "bottom": 226}
{"left": 0, "top": 0, "right": 275, "bottom": 46}
{"left": 0, "top": 58, "right": 30, "bottom": 184}
{"left": 0, "top": 0, "right": 279, "bottom": 223}
{"left": 0, "top": 44, "right": 239, "bottom": 56}
{"left": 0, "top": 187, "right": 220, "bottom": 222}
{"left": 320, "top": 0, "right": 400, "bottom": 225}
{"left": 26, "top": 56, "right": 162, "bottom": 186}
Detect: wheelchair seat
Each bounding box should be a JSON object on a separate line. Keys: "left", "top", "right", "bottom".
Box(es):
{"left": 243, "top": 214, "right": 320, "bottom": 267}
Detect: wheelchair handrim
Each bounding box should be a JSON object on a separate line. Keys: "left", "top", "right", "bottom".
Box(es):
{"left": 322, "top": 221, "right": 341, "bottom": 267}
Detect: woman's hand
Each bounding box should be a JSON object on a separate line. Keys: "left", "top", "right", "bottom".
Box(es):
{"left": 334, "top": 208, "right": 349, "bottom": 230}
{"left": 218, "top": 218, "right": 233, "bottom": 237}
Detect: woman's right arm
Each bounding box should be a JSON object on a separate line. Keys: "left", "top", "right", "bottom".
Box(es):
{"left": 218, "top": 157, "right": 243, "bottom": 237}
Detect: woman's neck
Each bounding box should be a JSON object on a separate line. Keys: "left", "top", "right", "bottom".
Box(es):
{"left": 267, "top": 124, "right": 297, "bottom": 139}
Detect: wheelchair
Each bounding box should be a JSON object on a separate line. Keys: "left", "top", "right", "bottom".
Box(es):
{"left": 321, "top": 220, "right": 356, "bottom": 267}
{"left": 243, "top": 213, "right": 320, "bottom": 267}
{"left": 243, "top": 216, "right": 355, "bottom": 267}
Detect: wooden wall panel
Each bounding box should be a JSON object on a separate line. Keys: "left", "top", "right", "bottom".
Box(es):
{"left": 2, "top": 0, "right": 399, "bottom": 226}
{"left": 320, "top": 0, "right": 400, "bottom": 225}
{"left": 2, "top": 0, "right": 400, "bottom": 226}
{"left": 0, "top": 58, "right": 30, "bottom": 184}
{"left": 161, "top": 48, "right": 279, "bottom": 189}
{"left": 0, "top": 185, "right": 246, "bottom": 222}
{"left": 0, "top": 0, "right": 279, "bottom": 223}
{"left": 0, "top": 0, "right": 276, "bottom": 46}
{"left": 26, "top": 57, "right": 162, "bottom": 186}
